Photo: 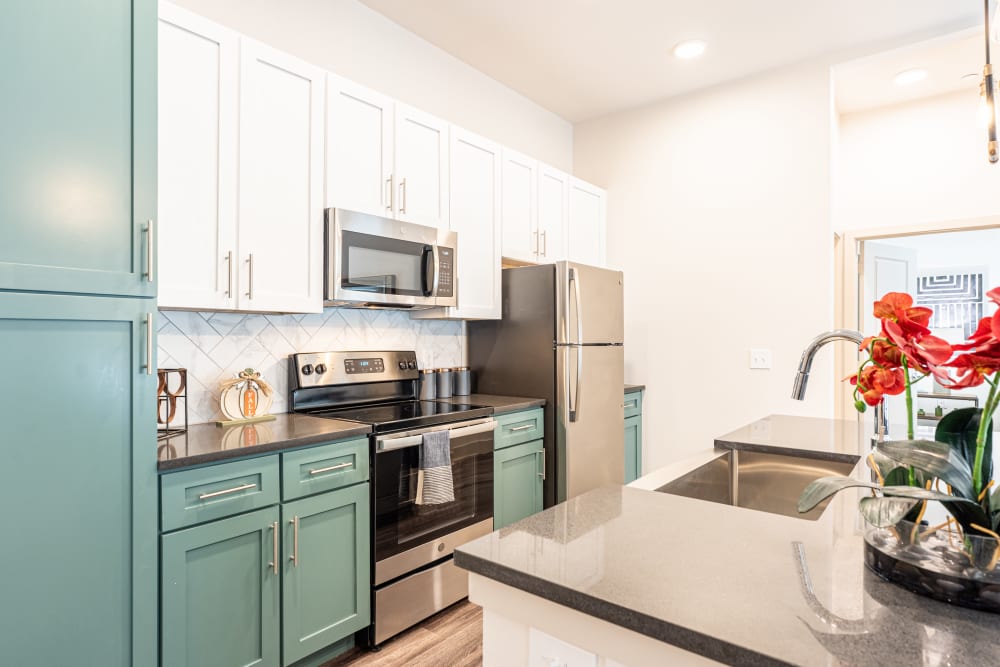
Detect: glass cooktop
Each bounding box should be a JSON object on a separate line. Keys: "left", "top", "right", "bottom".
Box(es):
{"left": 309, "top": 400, "right": 493, "bottom": 433}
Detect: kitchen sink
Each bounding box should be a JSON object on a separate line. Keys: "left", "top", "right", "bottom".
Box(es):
{"left": 655, "top": 449, "right": 859, "bottom": 520}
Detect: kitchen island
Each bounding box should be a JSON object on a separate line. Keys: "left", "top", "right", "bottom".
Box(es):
{"left": 454, "top": 415, "right": 1000, "bottom": 666}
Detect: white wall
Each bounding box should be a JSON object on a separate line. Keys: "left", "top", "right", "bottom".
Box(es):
{"left": 835, "top": 90, "right": 1000, "bottom": 231}
{"left": 574, "top": 62, "right": 837, "bottom": 468}
{"left": 172, "top": 0, "right": 573, "bottom": 171}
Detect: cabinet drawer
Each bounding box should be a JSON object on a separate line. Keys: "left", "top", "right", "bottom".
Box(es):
{"left": 494, "top": 408, "right": 544, "bottom": 450}
{"left": 624, "top": 391, "right": 643, "bottom": 419}
{"left": 161, "top": 457, "right": 280, "bottom": 532}
{"left": 281, "top": 437, "right": 369, "bottom": 501}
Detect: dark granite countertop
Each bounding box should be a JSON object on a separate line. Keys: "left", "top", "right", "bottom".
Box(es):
{"left": 436, "top": 394, "right": 545, "bottom": 415}
{"left": 456, "top": 415, "right": 1000, "bottom": 666}
{"left": 624, "top": 384, "right": 645, "bottom": 393}
{"left": 157, "top": 413, "right": 371, "bottom": 471}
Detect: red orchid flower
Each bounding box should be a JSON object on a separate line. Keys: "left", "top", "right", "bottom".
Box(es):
{"left": 873, "top": 292, "right": 932, "bottom": 337}
{"left": 849, "top": 366, "right": 906, "bottom": 406}
{"left": 952, "top": 316, "right": 998, "bottom": 351}
{"left": 882, "top": 319, "right": 953, "bottom": 372}
{"left": 939, "top": 353, "right": 1000, "bottom": 389}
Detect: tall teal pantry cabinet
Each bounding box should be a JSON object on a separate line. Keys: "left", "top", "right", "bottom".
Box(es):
{"left": 0, "top": 2, "right": 158, "bottom": 666}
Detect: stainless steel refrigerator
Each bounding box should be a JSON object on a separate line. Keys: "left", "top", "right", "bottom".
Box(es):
{"left": 468, "top": 261, "right": 625, "bottom": 507}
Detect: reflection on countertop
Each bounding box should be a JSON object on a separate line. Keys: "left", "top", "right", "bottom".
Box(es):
{"left": 157, "top": 413, "right": 371, "bottom": 471}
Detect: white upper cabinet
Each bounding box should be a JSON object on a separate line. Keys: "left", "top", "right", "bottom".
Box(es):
{"left": 394, "top": 104, "right": 450, "bottom": 229}
{"left": 157, "top": 3, "right": 239, "bottom": 310}
{"left": 326, "top": 75, "right": 394, "bottom": 217}
{"left": 238, "top": 39, "right": 325, "bottom": 313}
{"left": 413, "top": 127, "right": 502, "bottom": 320}
{"left": 500, "top": 149, "right": 538, "bottom": 264}
{"left": 567, "top": 178, "right": 607, "bottom": 267}
{"left": 537, "top": 164, "right": 570, "bottom": 263}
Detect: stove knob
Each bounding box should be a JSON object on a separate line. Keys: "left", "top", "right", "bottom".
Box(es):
{"left": 314, "top": 363, "right": 327, "bottom": 374}
{"left": 407, "top": 360, "right": 417, "bottom": 369}
{"left": 302, "top": 364, "right": 314, "bottom": 376}
{"left": 398, "top": 361, "right": 407, "bottom": 370}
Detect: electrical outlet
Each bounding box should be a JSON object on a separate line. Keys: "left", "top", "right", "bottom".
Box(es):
{"left": 749, "top": 348, "right": 772, "bottom": 369}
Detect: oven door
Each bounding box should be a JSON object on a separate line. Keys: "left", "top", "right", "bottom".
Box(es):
{"left": 372, "top": 418, "right": 495, "bottom": 584}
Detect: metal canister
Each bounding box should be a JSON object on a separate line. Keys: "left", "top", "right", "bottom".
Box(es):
{"left": 418, "top": 369, "right": 437, "bottom": 400}
{"left": 453, "top": 367, "right": 471, "bottom": 396}
{"left": 436, "top": 368, "right": 454, "bottom": 398}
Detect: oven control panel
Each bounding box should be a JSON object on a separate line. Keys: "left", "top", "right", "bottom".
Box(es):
{"left": 290, "top": 350, "right": 419, "bottom": 389}
{"left": 344, "top": 357, "right": 385, "bottom": 374}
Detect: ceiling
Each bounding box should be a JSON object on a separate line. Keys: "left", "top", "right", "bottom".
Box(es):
{"left": 359, "top": 0, "right": 983, "bottom": 122}
{"left": 834, "top": 28, "right": 990, "bottom": 114}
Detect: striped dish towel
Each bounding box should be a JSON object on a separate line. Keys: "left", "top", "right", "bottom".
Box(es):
{"left": 415, "top": 429, "right": 454, "bottom": 505}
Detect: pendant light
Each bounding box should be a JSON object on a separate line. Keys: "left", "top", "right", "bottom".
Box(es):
{"left": 984, "top": 0, "right": 998, "bottom": 163}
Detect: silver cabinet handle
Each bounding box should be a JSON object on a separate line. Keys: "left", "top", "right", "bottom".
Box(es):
{"left": 289, "top": 516, "right": 299, "bottom": 567}
{"left": 245, "top": 254, "right": 254, "bottom": 300}
{"left": 541, "top": 230, "right": 547, "bottom": 257}
{"left": 309, "top": 462, "right": 351, "bottom": 475}
{"left": 533, "top": 230, "right": 539, "bottom": 256}
{"left": 144, "top": 313, "right": 153, "bottom": 375}
{"left": 625, "top": 400, "right": 637, "bottom": 408}
{"left": 224, "top": 250, "right": 233, "bottom": 298}
{"left": 269, "top": 521, "right": 278, "bottom": 574}
{"left": 145, "top": 219, "right": 154, "bottom": 282}
{"left": 536, "top": 450, "right": 546, "bottom": 480}
{"left": 508, "top": 425, "right": 533, "bottom": 432}
{"left": 399, "top": 177, "right": 407, "bottom": 214}
{"left": 198, "top": 482, "right": 256, "bottom": 500}
{"left": 385, "top": 174, "right": 393, "bottom": 211}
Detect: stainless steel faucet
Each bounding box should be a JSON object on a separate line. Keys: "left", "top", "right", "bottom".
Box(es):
{"left": 791, "top": 329, "right": 888, "bottom": 445}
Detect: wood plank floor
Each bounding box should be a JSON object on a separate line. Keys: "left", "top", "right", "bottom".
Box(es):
{"left": 324, "top": 601, "right": 483, "bottom": 667}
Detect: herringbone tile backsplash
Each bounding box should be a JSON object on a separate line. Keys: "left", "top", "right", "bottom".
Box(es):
{"left": 158, "top": 309, "right": 465, "bottom": 424}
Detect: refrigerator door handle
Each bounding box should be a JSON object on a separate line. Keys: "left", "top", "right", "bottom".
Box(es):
{"left": 572, "top": 267, "right": 583, "bottom": 347}
{"left": 570, "top": 345, "right": 582, "bottom": 422}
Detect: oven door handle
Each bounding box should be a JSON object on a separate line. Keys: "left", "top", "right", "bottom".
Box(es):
{"left": 376, "top": 420, "right": 496, "bottom": 452}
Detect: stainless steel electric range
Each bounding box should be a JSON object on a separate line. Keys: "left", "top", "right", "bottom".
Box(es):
{"left": 289, "top": 350, "right": 495, "bottom": 647}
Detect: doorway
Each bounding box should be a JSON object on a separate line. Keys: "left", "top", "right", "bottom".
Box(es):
{"left": 859, "top": 228, "right": 1000, "bottom": 436}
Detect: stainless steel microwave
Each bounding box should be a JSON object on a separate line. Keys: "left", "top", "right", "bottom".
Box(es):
{"left": 324, "top": 208, "right": 458, "bottom": 309}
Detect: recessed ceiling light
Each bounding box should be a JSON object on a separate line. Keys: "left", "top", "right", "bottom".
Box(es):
{"left": 893, "top": 68, "right": 928, "bottom": 86}
{"left": 672, "top": 40, "right": 707, "bottom": 60}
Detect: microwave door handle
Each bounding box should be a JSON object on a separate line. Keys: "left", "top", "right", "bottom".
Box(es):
{"left": 431, "top": 245, "right": 440, "bottom": 296}
{"left": 420, "top": 245, "right": 435, "bottom": 297}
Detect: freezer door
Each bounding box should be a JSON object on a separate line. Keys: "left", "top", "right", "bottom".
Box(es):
{"left": 556, "top": 344, "right": 625, "bottom": 501}
{"left": 556, "top": 261, "right": 624, "bottom": 345}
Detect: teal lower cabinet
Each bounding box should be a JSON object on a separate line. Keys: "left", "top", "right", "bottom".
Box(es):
{"left": 624, "top": 416, "right": 643, "bottom": 483}
{"left": 161, "top": 507, "right": 281, "bottom": 667}
{"left": 624, "top": 390, "right": 644, "bottom": 484}
{"left": 494, "top": 440, "right": 545, "bottom": 529}
{"left": 160, "top": 440, "right": 370, "bottom": 667}
{"left": 282, "top": 484, "right": 370, "bottom": 665}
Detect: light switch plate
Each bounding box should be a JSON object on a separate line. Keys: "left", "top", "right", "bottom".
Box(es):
{"left": 749, "top": 348, "right": 772, "bottom": 369}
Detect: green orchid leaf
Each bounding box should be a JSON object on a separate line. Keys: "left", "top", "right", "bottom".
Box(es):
{"left": 935, "top": 408, "right": 993, "bottom": 491}
{"left": 859, "top": 496, "right": 919, "bottom": 528}
{"left": 942, "top": 499, "right": 991, "bottom": 534}
{"left": 876, "top": 439, "right": 975, "bottom": 499}
{"left": 797, "top": 476, "right": 876, "bottom": 513}
{"left": 879, "top": 486, "right": 981, "bottom": 504}
{"left": 882, "top": 466, "right": 911, "bottom": 487}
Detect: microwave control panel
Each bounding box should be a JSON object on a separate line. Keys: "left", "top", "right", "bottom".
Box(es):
{"left": 436, "top": 247, "right": 454, "bottom": 298}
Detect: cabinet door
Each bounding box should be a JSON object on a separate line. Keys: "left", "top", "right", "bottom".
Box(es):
{"left": 494, "top": 440, "right": 545, "bottom": 530}
{"left": 282, "top": 484, "right": 370, "bottom": 665}
{"left": 501, "top": 149, "right": 538, "bottom": 264}
{"left": 239, "top": 39, "right": 324, "bottom": 313}
{"left": 394, "top": 103, "right": 449, "bottom": 229}
{"left": 0, "top": 293, "right": 157, "bottom": 667}
{"left": 161, "top": 507, "right": 281, "bottom": 667}
{"left": 326, "top": 75, "right": 395, "bottom": 217}
{"left": 566, "top": 178, "right": 606, "bottom": 267}
{"left": 447, "top": 128, "right": 503, "bottom": 319}
{"left": 537, "top": 164, "right": 569, "bottom": 262}
{"left": 0, "top": 0, "right": 156, "bottom": 297}
{"left": 158, "top": 3, "right": 239, "bottom": 309}
{"left": 624, "top": 415, "right": 642, "bottom": 484}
